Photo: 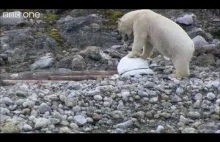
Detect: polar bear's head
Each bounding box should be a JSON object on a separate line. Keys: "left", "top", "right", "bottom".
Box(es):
{"left": 117, "top": 18, "right": 133, "bottom": 42}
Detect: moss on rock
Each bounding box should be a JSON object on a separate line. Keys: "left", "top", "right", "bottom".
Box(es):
{"left": 103, "top": 10, "right": 124, "bottom": 29}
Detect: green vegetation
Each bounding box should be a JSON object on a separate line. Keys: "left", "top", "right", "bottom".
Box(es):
{"left": 48, "top": 31, "right": 63, "bottom": 43}
{"left": 40, "top": 13, "right": 59, "bottom": 22}
{"left": 103, "top": 10, "right": 124, "bottom": 29}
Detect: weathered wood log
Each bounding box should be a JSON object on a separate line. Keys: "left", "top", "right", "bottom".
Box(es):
{"left": 0, "top": 75, "right": 114, "bottom": 86}
{"left": 0, "top": 70, "right": 118, "bottom": 80}
{"left": 1, "top": 80, "right": 69, "bottom": 86}
{"left": 48, "top": 75, "right": 113, "bottom": 81}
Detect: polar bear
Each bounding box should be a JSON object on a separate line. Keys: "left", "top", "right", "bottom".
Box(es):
{"left": 117, "top": 9, "right": 195, "bottom": 79}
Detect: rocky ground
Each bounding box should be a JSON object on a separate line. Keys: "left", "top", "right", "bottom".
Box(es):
{"left": 0, "top": 9, "right": 220, "bottom": 133}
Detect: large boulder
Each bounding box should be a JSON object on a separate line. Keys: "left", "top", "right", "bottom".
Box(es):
{"left": 57, "top": 14, "right": 121, "bottom": 49}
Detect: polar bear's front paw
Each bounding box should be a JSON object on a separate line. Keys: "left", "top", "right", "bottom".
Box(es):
{"left": 170, "top": 73, "right": 183, "bottom": 80}
{"left": 127, "top": 51, "right": 141, "bottom": 58}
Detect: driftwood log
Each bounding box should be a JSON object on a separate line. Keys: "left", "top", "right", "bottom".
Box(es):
{"left": 0, "top": 70, "right": 118, "bottom": 86}
{"left": 0, "top": 70, "right": 118, "bottom": 80}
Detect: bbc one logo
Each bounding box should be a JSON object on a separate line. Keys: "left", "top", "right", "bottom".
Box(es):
{"left": 2, "top": 11, "right": 41, "bottom": 18}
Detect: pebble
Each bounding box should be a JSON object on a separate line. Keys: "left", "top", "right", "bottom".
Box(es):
{"left": 156, "top": 125, "right": 165, "bottom": 133}
{"left": 115, "top": 120, "right": 133, "bottom": 129}
{"left": 39, "top": 103, "right": 50, "bottom": 114}
{"left": 35, "top": 118, "right": 50, "bottom": 129}
{"left": 182, "top": 127, "right": 197, "bottom": 133}
{"left": 70, "top": 123, "right": 79, "bottom": 130}
{"left": 103, "top": 101, "right": 111, "bottom": 107}
{"left": 180, "top": 115, "right": 193, "bottom": 125}
{"left": 86, "top": 117, "right": 94, "bottom": 123}
{"left": 206, "top": 92, "right": 216, "bottom": 101}
{"left": 1, "top": 108, "right": 10, "bottom": 115}
{"left": 187, "top": 111, "right": 201, "bottom": 119}
{"left": 94, "top": 95, "right": 103, "bottom": 101}
{"left": 59, "top": 127, "right": 70, "bottom": 133}
{"left": 23, "top": 124, "right": 32, "bottom": 131}
{"left": 73, "top": 115, "right": 87, "bottom": 125}
{"left": 176, "top": 87, "right": 184, "bottom": 94}
{"left": 2, "top": 97, "right": 14, "bottom": 105}
{"left": 149, "top": 97, "right": 158, "bottom": 103}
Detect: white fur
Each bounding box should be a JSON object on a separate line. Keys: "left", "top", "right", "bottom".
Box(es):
{"left": 118, "top": 9, "right": 195, "bottom": 78}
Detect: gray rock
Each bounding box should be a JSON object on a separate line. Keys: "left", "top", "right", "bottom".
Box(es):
{"left": 22, "top": 101, "right": 34, "bottom": 108}
{"left": 70, "top": 123, "right": 79, "bottom": 130}
{"left": 187, "top": 111, "right": 201, "bottom": 119}
{"left": 115, "top": 120, "right": 133, "bottom": 129}
{"left": 188, "top": 28, "right": 213, "bottom": 42}
{"left": 214, "top": 106, "right": 220, "bottom": 115}
{"left": 0, "top": 107, "right": 10, "bottom": 115}
{"left": 35, "top": 118, "right": 50, "bottom": 129}
{"left": 117, "top": 101, "right": 124, "bottom": 110}
{"left": 67, "top": 81, "right": 81, "bottom": 90}
{"left": 71, "top": 55, "right": 87, "bottom": 70}
{"left": 73, "top": 115, "right": 87, "bottom": 125}
{"left": 57, "top": 15, "right": 74, "bottom": 24}
{"left": 23, "top": 124, "right": 32, "bottom": 132}
{"left": 160, "top": 112, "right": 171, "bottom": 119}
{"left": 115, "top": 128, "right": 126, "bottom": 133}
{"left": 56, "top": 56, "right": 74, "bottom": 69}
{"left": 216, "top": 41, "right": 220, "bottom": 48}
{"left": 206, "top": 92, "right": 216, "bottom": 101}
{"left": 182, "top": 127, "right": 197, "bottom": 133}
{"left": 30, "top": 54, "right": 55, "bottom": 71}
{"left": 212, "top": 39, "right": 220, "bottom": 44}
{"left": 86, "top": 117, "right": 94, "bottom": 123}
{"left": 195, "top": 54, "right": 215, "bottom": 66}
{"left": 0, "top": 11, "right": 24, "bottom": 26}
{"left": 117, "top": 55, "right": 154, "bottom": 77}
{"left": 193, "top": 35, "right": 208, "bottom": 48}
{"left": 149, "top": 97, "right": 158, "bottom": 103}
{"left": 103, "top": 101, "right": 111, "bottom": 107}
{"left": 65, "top": 98, "right": 78, "bottom": 107}
{"left": 205, "top": 80, "right": 220, "bottom": 88}
{"left": 33, "top": 35, "right": 59, "bottom": 56}
{"left": 79, "top": 46, "right": 102, "bottom": 61}
{"left": 60, "top": 120, "right": 69, "bottom": 126}
{"left": 29, "top": 115, "right": 36, "bottom": 122}
{"left": 49, "top": 118, "right": 60, "bottom": 125}
{"left": 57, "top": 14, "right": 121, "bottom": 49}
{"left": 176, "top": 87, "right": 184, "bottom": 94}
{"left": 121, "top": 91, "right": 130, "bottom": 101}
{"left": 156, "top": 125, "right": 165, "bottom": 133}
{"left": 39, "top": 103, "right": 50, "bottom": 114}
{"left": 111, "top": 45, "right": 122, "bottom": 50}
{"left": 138, "top": 91, "right": 148, "bottom": 97}
{"left": 198, "top": 123, "right": 218, "bottom": 132}
{"left": 194, "top": 93, "right": 203, "bottom": 101}
{"left": 59, "top": 127, "right": 70, "bottom": 133}
{"left": 179, "top": 115, "right": 193, "bottom": 125}
{"left": 2, "top": 97, "right": 14, "bottom": 105}
{"left": 94, "top": 95, "right": 103, "bottom": 101}
{"left": 216, "top": 99, "right": 220, "bottom": 105}
{"left": 175, "top": 14, "right": 194, "bottom": 25}
{"left": 171, "top": 95, "right": 182, "bottom": 103}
